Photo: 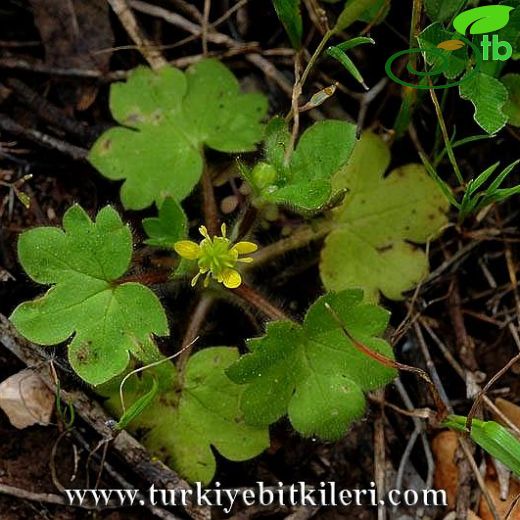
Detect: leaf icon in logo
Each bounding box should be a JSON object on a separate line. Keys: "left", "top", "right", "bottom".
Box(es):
{"left": 453, "top": 5, "right": 513, "bottom": 35}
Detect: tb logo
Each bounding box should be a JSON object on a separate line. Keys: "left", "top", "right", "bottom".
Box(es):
{"left": 453, "top": 5, "right": 514, "bottom": 61}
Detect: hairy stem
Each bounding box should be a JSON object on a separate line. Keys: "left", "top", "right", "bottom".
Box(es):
{"left": 245, "top": 220, "right": 334, "bottom": 269}
{"left": 202, "top": 164, "right": 219, "bottom": 236}
{"left": 116, "top": 270, "right": 172, "bottom": 285}
{"left": 177, "top": 293, "right": 214, "bottom": 377}
{"left": 232, "top": 284, "right": 289, "bottom": 321}
{"left": 299, "top": 30, "right": 334, "bottom": 89}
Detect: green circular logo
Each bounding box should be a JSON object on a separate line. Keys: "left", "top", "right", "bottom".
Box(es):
{"left": 385, "top": 36, "right": 482, "bottom": 90}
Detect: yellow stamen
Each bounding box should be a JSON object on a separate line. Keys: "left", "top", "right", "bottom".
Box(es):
{"left": 198, "top": 225, "right": 210, "bottom": 239}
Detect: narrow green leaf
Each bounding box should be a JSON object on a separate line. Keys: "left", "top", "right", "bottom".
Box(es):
{"left": 272, "top": 0, "right": 303, "bottom": 49}
{"left": 419, "top": 151, "right": 459, "bottom": 206}
{"left": 334, "top": 0, "right": 384, "bottom": 32}
{"left": 326, "top": 38, "right": 374, "bottom": 89}
{"left": 444, "top": 415, "right": 520, "bottom": 476}
{"left": 116, "top": 376, "right": 159, "bottom": 431}
{"left": 335, "top": 36, "right": 375, "bottom": 51}
{"left": 433, "top": 134, "right": 492, "bottom": 168}
{"left": 486, "top": 159, "right": 520, "bottom": 193}
{"left": 467, "top": 162, "right": 500, "bottom": 195}
{"left": 356, "top": 0, "right": 390, "bottom": 25}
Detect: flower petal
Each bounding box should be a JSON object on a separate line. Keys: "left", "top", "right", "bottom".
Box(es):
{"left": 232, "top": 241, "right": 258, "bottom": 255}
{"left": 220, "top": 223, "right": 227, "bottom": 237}
{"left": 174, "top": 241, "right": 201, "bottom": 260}
{"left": 237, "top": 257, "right": 254, "bottom": 263}
{"left": 221, "top": 268, "right": 242, "bottom": 288}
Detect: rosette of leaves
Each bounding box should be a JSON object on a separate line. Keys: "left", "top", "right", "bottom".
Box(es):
{"left": 101, "top": 347, "right": 269, "bottom": 484}
{"left": 89, "top": 60, "right": 267, "bottom": 210}
{"left": 227, "top": 289, "right": 397, "bottom": 440}
{"left": 319, "top": 132, "right": 449, "bottom": 301}
{"left": 10, "top": 205, "right": 169, "bottom": 385}
{"left": 243, "top": 117, "right": 357, "bottom": 212}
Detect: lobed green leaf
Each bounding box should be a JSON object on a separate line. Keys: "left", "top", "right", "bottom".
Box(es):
{"left": 142, "top": 197, "right": 187, "bottom": 248}
{"left": 89, "top": 60, "right": 267, "bottom": 210}
{"left": 251, "top": 118, "right": 357, "bottom": 212}
{"left": 102, "top": 347, "right": 269, "bottom": 484}
{"left": 459, "top": 71, "right": 509, "bottom": 134}
{"left": 10, "top": 205, "right": 169, "bottom": 385}
{"left": 227, "top": 289, "right": 397, "bottom": 440}
{"left": 320, "top": 132, "right": 449, "bottom": 301}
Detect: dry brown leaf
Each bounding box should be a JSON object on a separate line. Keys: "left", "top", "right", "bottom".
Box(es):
{"left": 444, "top": 510, "right": 482, "bottom": 519}
{"left": 0, "top": 369, "right": 54, "bottom": 429}
{"left": 496, "top": 398, "right": 520, "bottom": 431}
{"left": 479, "top": 472, "right": 520, "bottom": 520}
{"left": 29, "top": 0, "right": 114, "bottom": 109}
{"left": 432, "top": 430, "right": 459, "bottom": 509}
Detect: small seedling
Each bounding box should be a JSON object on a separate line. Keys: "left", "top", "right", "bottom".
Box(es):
{"left": 421, "top": 153, "right": 520, "bottom": 222}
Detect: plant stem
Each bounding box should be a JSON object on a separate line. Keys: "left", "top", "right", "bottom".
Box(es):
{"left": 245, "top": 220, "right": 334, "bottom": 269}
{"left": 202, "top": 164, "right": 219, "bottom": 236}
{"left": 392, "top": 0, "right": 422, "bottom": 136}
{"left": 116, "top": 269, "right": 171, "bottom": 285}
{"left": 285, "top": 52, "right": 303, "bottom": 165}
{"left": 177, "top": 293, "right": 214, "bottom": 377}
{"left": 232, "top": 284, "right": 289, "bottom": 321}
{"left": 299, "top": 29, "right": 334, "bottom": 89}
{"left": 409, "top": 0, "right": 423, "bottom": 48}
{"left": 428, "top": 87, "right": 464, "bottom": 186}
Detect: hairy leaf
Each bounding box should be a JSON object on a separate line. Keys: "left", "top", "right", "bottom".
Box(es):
{"left": 497, "top": 5, "right": 520, "bottom": 58}
{"left": 459, "top": 71, "right": 509, "bottom": 134}
{"left": 424, "top": 0, "right": 465, "bottom": 23}
{"left": 227, "top": 290, "right": 397, "bottom": 440}
{"left": 251, "top": 118, "right": 356, "bottom": 212}
{"left": 502, "top": 73, "right": 520, "bottom": 127}
{"left": 89, "top": 60, "right": 267, "bottom": 210}
{"left": 10, "top": 205, "right": 169, "bottom": 385}
{"left": 320, "top": 132, "right": 449, "bottom": 301}
{"left": 102, "top": 347, "right": 269, "bottom": 484}
{"left": 142, "top": 197, "right": 187, "bottom": 248}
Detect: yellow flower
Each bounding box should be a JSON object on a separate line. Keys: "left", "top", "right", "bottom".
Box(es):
{"left": 174, "top": 224, "right": 257, "bottom": 289}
